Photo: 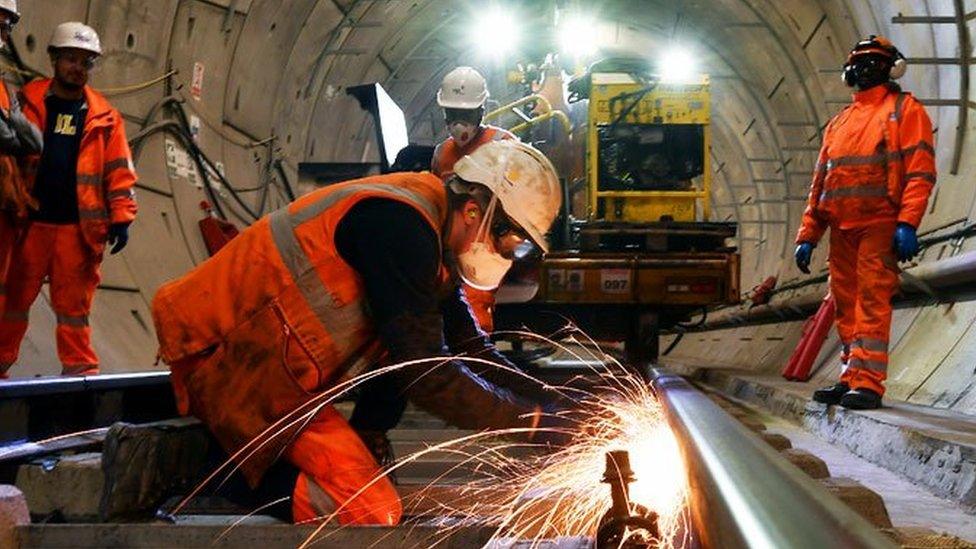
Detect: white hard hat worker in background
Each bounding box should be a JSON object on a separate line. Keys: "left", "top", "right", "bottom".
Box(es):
{"left": 429, "top": 66, "right": 519, "bottom": 334}
{"left": 151, "top": 139, "right": 570, "bottom": 525}
{"left": 48, "top": 22, "right": 102, "bottom": 88}
{"left": 431, "top": 66, "right": 517, "bottom": 179}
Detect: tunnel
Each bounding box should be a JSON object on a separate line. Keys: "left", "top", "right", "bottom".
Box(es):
{"left": 0, "top": 1, "right": 974, "bottom": 547}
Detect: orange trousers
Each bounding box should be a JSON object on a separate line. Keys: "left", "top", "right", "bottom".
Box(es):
{"left": 463, "top": 283, "right": 495, "bottom": 332}
{"left": 828, "top": 220, "right": 899, "bottom": 395}
{"left": 0, "top": 223, "right": 101, "bottom": 376}
{"left": 288, "top": 406, "right": 402, "bottom": 525}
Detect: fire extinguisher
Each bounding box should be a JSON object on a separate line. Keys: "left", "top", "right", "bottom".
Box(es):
{"left": 782, "top": 293, "right": 835, "bottom": 381}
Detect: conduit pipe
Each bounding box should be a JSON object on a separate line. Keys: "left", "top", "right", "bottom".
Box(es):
{"left": 696, "top": 249, "right": 976, "bottom": 330}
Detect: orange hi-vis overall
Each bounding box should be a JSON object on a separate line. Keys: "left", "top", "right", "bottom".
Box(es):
{"left": 0, "top": 80, "right": 137, "bottom": 377}
{"left": 0, "top": 81, "right": 33, "bottom": 328}
{"left": 797, "top": 84, "right": 935, "bottom": 395}
{"left": 152, "top": 173, "right": 450, "bottom": 525}
{"left": 431, "top": 125, "right": 516, "bottom": 331}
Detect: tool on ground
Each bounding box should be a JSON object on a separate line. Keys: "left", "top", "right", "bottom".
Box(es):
{"left": 595, "top": 450, "right": 660, "bottom": 548}
{"left": 782, "top": 293, "right": 835, "bottom": 381}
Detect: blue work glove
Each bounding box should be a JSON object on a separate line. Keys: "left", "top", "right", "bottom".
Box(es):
{"left": 893, "top": 222, "right": 919, "bottom": 262}
{"left": 108, "top": 223, "right": 130, "bottom": 255}
{"left": 794, "top": 242, "right": 815, "bottom": 274}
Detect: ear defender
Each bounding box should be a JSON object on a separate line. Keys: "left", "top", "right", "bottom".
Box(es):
{"left": 890, "top": 55, "right": 907, "bottom": 80}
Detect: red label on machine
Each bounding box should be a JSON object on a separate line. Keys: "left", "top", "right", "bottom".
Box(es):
{"left": 600, "top": 269, "right": 631, "bottom": 294}
{"left": 191, "top": 62, "right": 205, "bottom": 101}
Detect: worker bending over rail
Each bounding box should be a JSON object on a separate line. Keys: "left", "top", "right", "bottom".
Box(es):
{"left": 0, "top": 22, "right": 137, "bottom": 378}
{"left": 152, "top": 140, "right": 568, "bottom": 525}
{"left": 794, "top": 35, "right": 935, "bottom": 410}
{"left": 0, "top": 0, "right": 43, "bottom": 345}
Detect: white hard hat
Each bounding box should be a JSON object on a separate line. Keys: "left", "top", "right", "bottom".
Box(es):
{"left": 454, "top": 140, "right": 561, "bottom": 253}
{"left": 437, "top": 66, "right": 489, "bottom": 109}
{"left": 0, "top": 0, "right": 19, "bottom": 23}
{"left": 49, "top": 22, "right": 101, "bottom": 55}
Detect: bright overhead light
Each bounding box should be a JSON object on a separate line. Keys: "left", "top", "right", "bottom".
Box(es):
{"left": 559, "top": 14, "right": 598, "bottom": 57}
{"left": 474, "top": 7, "right": 519, "bottom": 58}
{"left": 659, "top": 48, "right": 696, "bottom": 83}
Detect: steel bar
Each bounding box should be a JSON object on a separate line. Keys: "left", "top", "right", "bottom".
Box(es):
{"left": 649, "top": 369, "right": 896, "bottom": 549}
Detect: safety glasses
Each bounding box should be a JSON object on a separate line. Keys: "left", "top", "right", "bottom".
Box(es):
{"left": 444, "top": 107, "right": 482, "bottom": 125}
{"left": 490, "top": 213, "right": 530, "bottom": 243}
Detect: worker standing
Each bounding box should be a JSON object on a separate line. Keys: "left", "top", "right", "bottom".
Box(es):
{"left": 794, "top": 36, "right": 935, "bottom": 410}
{"left": 432, "top": 66, "right": 517, "bottom": 332}
{"left": 0, "top": 23, "right": 137, "bottom": 377}
{"left": 349, "top": 67, "right": 523, "bottom": 471}
{"left": 152, "top": 140, "right": 567, "bottom": 525}
{"left": 0, "top": 0, "right": 43, "bottom": 336}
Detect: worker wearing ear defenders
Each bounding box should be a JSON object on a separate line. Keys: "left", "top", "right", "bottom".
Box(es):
{"left": 794, "top": 35, "right": 935, "bottom": 410}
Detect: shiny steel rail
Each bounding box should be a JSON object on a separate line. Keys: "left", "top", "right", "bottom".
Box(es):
{"left": 649, "top": 368, "right": 895, "bottom": 549}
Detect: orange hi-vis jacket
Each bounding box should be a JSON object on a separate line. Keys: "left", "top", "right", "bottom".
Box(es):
{"left": 20, "top": 79, "right": 138, "bottom": 253}
{"left": 152, "top": 172, "right": 449, "bottom": 484}
{"left": 0, "top": 83, "right": 32, "bottom": 216}
{"left": 797, "top": 84, "right": 935, "bottom": 244}
{"left": 431, "top": 124, "right": 515, "bottom": 178}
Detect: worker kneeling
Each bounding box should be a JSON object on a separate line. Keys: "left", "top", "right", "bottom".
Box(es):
{"left": 152, "top": 140, "right": 565, "bottom": 525}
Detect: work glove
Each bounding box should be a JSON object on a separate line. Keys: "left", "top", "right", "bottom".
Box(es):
{"left": 107, "top": 223, "right": 130, "bottom": 254}
{"left": 893, "top": 223, "right": 919, "bottom": 262}
{"left": 794, "top": 242, "right": 815, "bottom": 274}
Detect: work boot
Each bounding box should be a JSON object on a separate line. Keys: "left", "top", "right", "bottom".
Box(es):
{"left": 839, "top": 388, "right": 882, "bottom": 410}
{"left": 355, "top": 429, "right": 397, "bottom": 482}
{"left": 812, "top": 382, "right": 849, "bottom": 405}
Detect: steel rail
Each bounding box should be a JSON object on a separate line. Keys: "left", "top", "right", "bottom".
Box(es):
{"left": 649, "top": 368, "right": 896, "bottom": 549}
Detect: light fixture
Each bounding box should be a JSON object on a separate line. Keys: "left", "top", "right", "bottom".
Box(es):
{"left": 474, "top": 6, "right": 519, "bottom": 58}
{"left": 659, "top": 47, "right": 696, "bottom": 83}
{"left": 559, "top": 13, "right": 599, "bottom": 58}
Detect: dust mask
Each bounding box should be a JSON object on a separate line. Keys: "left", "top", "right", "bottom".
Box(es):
{"left": 457, "top": 197, "right": 513, "bottom": 291}
{"left": 450, "top": 122, "right": 478, "bottom": 148}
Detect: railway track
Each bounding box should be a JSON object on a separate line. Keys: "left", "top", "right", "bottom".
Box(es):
{"left": 0, "top": 367, "right": 958, "bottom": 548}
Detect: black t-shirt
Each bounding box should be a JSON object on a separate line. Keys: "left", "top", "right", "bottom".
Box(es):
{"left": 30, "top": 95, "right": 87, "bottom": 223}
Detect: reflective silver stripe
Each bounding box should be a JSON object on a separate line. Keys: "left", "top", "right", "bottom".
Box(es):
{"left": 2, "top": 310, "right": 28, "bottom": 321}
{"left": 107, "top": 188, "right": 135, "bottom": 200}
{"left": 431, "top": 142, "right": 443, "bottom": 174}
{"left": 905, "top": 171, "right": 936, "bottom": 184}
{"left": 103, "top": 157, "right": 131, "bottom": 175}
{"left": 77, "top": 174, "right": 101, "bottom": 186}
{"left": 814, "top": 162, "right": 828, "bottom": 174}
{"left": 268, "top": 208, "right": 367, "bottom": 359}
{"left": 848, "top": 357, "right": 887, "bottom": 373}
{"left": 302, "top": 473, "right": 336, "bottom": 516}
{"left": 851, "top": 337, "right": 888, "bottom": 354}
{"left": 79, "top": 208, "right": 109, "bottom": 220}
{"left": 269, "top": 182, "right": 442, "bottom": 357}
{"left": 825, "top": 142, "right": 935, "bottom": 170}
{"left": 819, "top": 186, "right": 888, "bottom": 201}
{"left": 290, "top": 183, "right": 440, "bottom": 228}
{"left": 56, "top": 313, "right": 89, "bottom": 327}
{"left": 892, "top": 93, "right": 907, "bottom": 122}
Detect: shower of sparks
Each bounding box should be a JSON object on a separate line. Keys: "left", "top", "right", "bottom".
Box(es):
{"left": 298, "top": 329, "right": 690, "bottom": 548}
{"left": 166, "top": 325, "right": 689, "bottom": 548}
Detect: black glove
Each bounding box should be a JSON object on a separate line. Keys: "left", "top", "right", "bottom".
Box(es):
{"left": 108, "top": 223, "right": 129, "bottom": 254}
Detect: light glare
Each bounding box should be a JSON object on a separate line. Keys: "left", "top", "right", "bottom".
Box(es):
{"left": 475, "top": 8, "right": 519, "bottom": 58}
{"left": 660, "top": 48, "right": 696, "bottom": 83}
{"left": 559, "top": 15, "right": 598, "bottom": 57}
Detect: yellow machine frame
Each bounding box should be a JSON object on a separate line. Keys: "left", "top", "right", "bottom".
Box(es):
{"left": 587, "top": 73, "right": 711, "bottom": 223}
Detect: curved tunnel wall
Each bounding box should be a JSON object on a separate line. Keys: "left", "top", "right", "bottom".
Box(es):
{"left": 3, "top": 0, "right": 973, "bottom": 409}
